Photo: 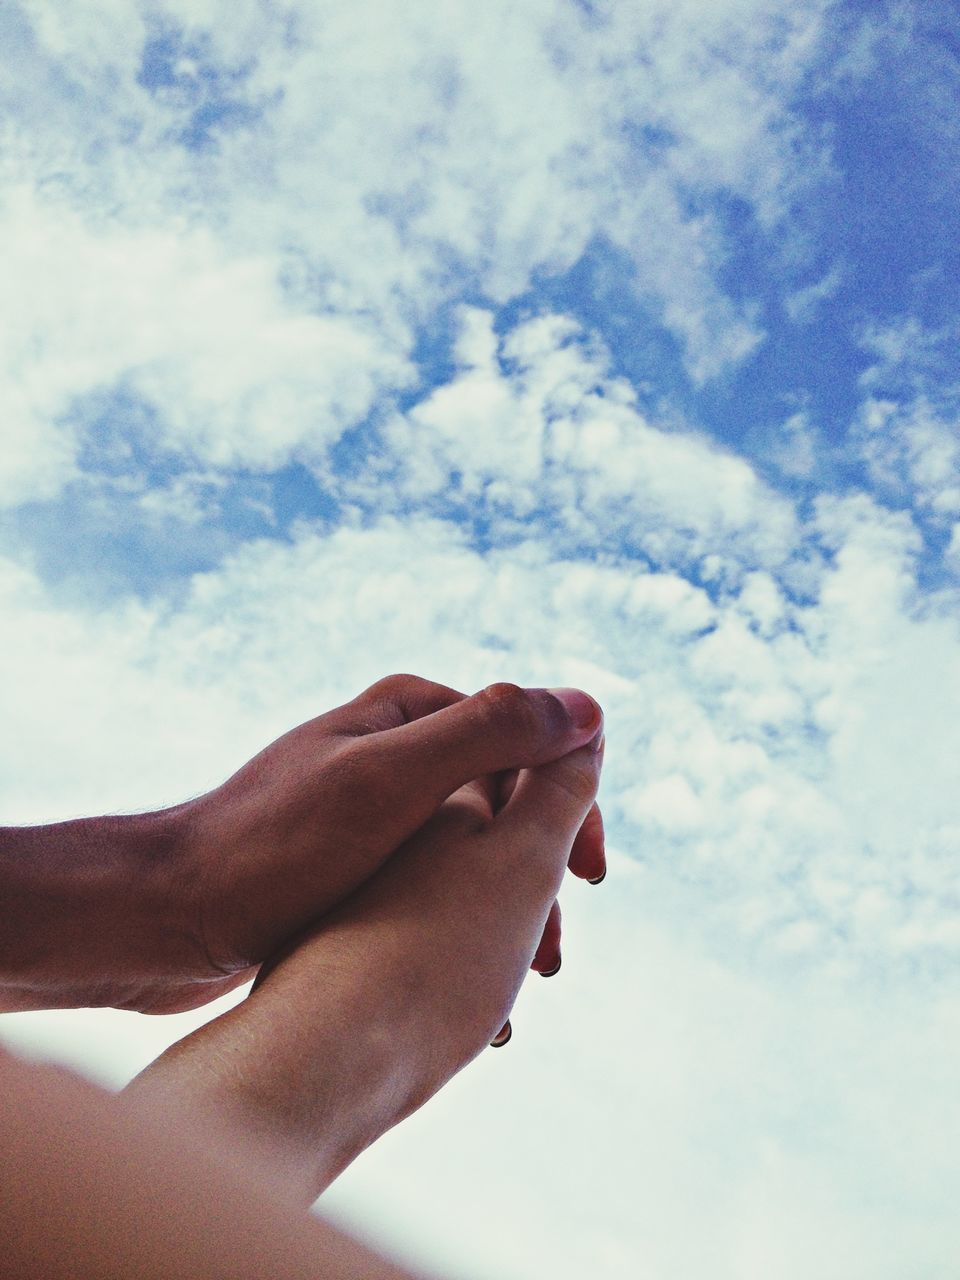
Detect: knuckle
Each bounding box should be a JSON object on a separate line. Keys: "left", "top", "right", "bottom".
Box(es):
{"left": 478, "top": 681, "right": 540, "bottom": 742}
{"left": 360, "top": 673, "right": 438, "bottom": 729}
{"left": 365, "top": 672, "right": 425, "bottom": 700}
{"left": 362, "top": 673, "right": 460, "bottom": 726}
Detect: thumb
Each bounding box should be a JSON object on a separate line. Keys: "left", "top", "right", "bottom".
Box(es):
{"left": 350, "top": 682, "right": 602, "bottom": 846}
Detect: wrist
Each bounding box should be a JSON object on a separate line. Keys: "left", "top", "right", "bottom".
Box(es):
{"left": 125, "top": 942, "right": 428, "bottom": 1204}
{"left": 0, "top": 808, "right": 197, "bottom": 1009}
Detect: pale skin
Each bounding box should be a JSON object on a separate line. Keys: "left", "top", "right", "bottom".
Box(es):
{"left": 0, "top": 675, "right": 605, "bottom": 1278}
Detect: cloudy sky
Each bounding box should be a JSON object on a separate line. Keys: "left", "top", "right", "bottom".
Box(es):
{"left": 2, "top": 0, "right": 960, "bottom": 1275}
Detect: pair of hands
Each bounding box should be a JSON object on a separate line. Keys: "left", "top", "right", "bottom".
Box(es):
{"left": 117, "top": 675, "right": 605, "bottom": 1200}
{"left": 148, "top": 674, "right": 605, "bottom": 1010}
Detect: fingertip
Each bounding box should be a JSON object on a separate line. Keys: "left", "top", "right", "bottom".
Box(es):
{"left": 490, "top": 1020, "right": 512, "bottom": 1048}
{"left": 545, "top": 688, "right": 603, "bottom": 736}
{"left": 568, "top": 801, "right": 605, "bottom": 881}
{"left": 532, "top": 899, "right": 562, "bottom": 974}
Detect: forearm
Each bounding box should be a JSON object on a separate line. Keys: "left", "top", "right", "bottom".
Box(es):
{"left": 0, "top": 1044, "right": 428, "bottom": 1280}
{"left": 0, "top": 811, "right": 193, "bottom": 1010}
{"left": 124, "top": 931, "right": 426, "bottom": 1206}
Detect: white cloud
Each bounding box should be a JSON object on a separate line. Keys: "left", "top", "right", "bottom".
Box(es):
{"left": 852, "top": 319, "right": 960, "bottom": 526}
{"left": 0, "top": 184, "right": 415, "bottom": 507}
{"left": 2, "top": 0, "right": 834, "bottom": 412}
{"left": 380, "top": 307, "right": 799, "bottom": 573}
{"left": 1, "top": 0, "right": 838, "bottom": 509}
{"left": 857, "top": 393, "right": 960, "bottom": 520}
{"left": 767, "top": 409, "right": 822, "bottom": 480}
{"left": 785, "top": 263, "right": 843, "bottom": 323}
{"left": 806, "top": 496, "right": 960, "bottom": 914}
{"left": 136, "top": 470, "right": 232, "bottom": 526}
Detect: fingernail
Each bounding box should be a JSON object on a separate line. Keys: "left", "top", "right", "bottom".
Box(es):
{"left": 490, "top": 1020, "right": 512, "bottom": 1048}
{"left": 548, "top": 688, "right": 602, "bottom": 733}
{"left": 539, "top": 957, "right": 562, "bottom": 978}
{"left": 587, "top": 869, "right": 607, "bottom": 885}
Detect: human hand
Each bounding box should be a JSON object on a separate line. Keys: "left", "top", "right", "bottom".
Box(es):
{"left": 125, "top": 730, "right": 605, "bottom": 1203}
{"left": 172, "top": 676, "right": 604, "bottom": 1007}
{"left": 0, "top": 675, "right": 603, "bottom": 1014}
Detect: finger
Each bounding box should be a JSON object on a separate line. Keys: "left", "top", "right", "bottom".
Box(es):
{"left": 347, "top": 683, "right": 602, "bottom": 856}
{"left": 490, "top": 1020, "right": 512, "bottom": 1048}
{"left": 531, "top": 899, "right": 562, "bottom": 976}
{"left": 324, "top": 673, "right": 468, "bottom": 737}
{"left": 568, "top": 802, "right": 606, "bottom": 883}
{"left": 495, "top": 735, "right": 604, "bottom": 894}
{"left": 374, "top": 683, "right": 603, "bottom": 779}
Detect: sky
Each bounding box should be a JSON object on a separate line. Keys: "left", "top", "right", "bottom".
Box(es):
{"left": 1, "top": 0, "right": 960, "bottom": 1275}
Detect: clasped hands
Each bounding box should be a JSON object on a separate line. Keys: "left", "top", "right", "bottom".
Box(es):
{"left": 2, "top": 675, "right": 605, "bottom": 1205}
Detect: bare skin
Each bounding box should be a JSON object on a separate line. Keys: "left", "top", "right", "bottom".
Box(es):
{"left": 0, "top": 675, "right": 604, "bottom": 1013}
{"left": 0, "top": 728, "right": 604, "bottom": 1278}
{"left": 125, "top": 732, "right": 605, "bottom": 1204}
{"left": 0, "top": 1042, "right": 428, "bottom": 1280}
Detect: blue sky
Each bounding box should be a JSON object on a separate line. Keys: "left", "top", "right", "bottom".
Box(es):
{"left": 1, "top": 3, "right": 960, "bottom": 1278}
{"left": 5, "top": 0, "right": 959, "bottom": 598}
